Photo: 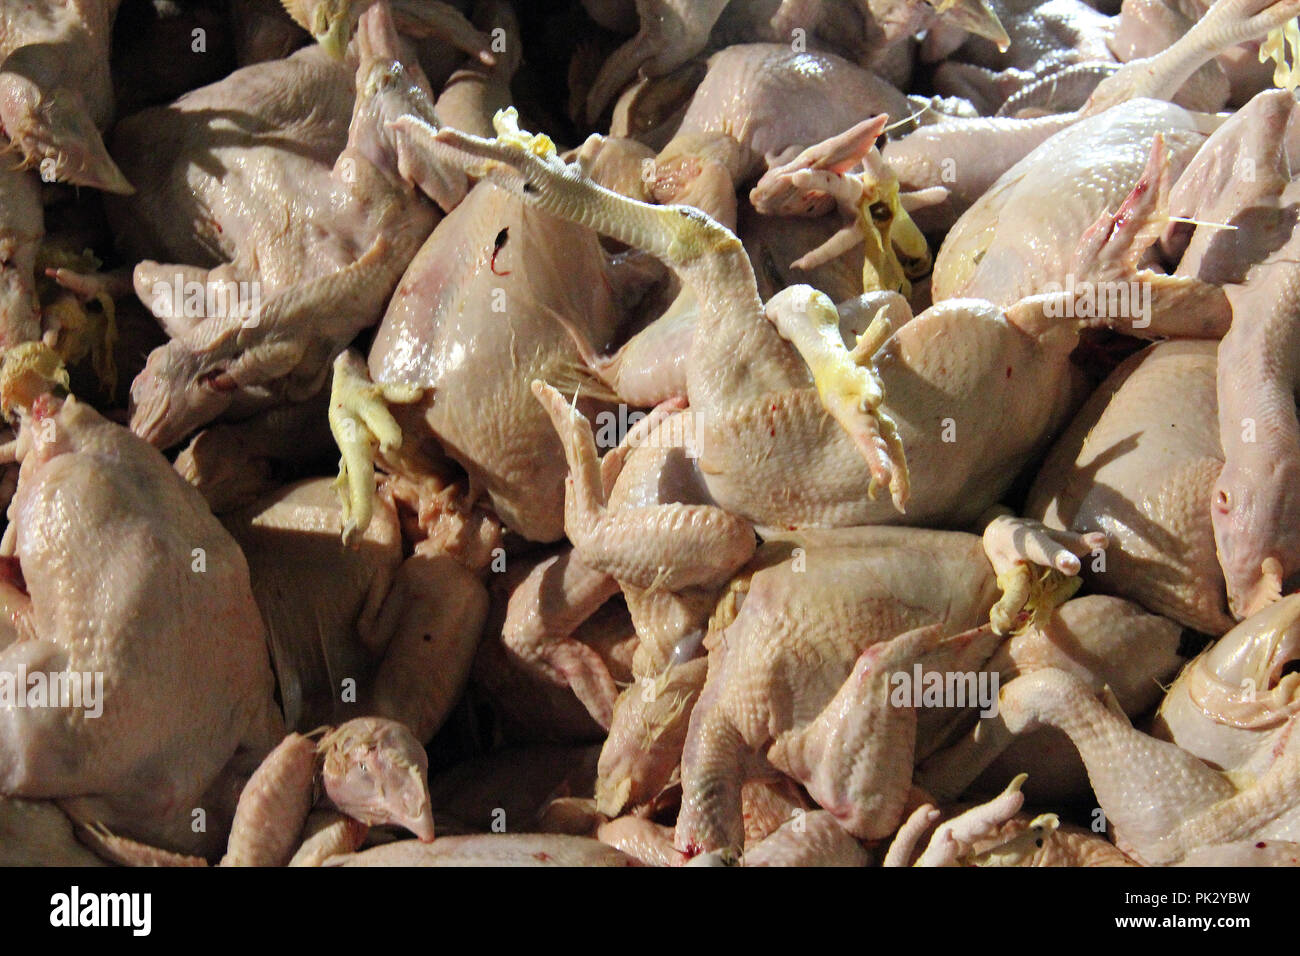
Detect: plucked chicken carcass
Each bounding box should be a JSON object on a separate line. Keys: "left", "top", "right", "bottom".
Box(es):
{"left": 5, "top": 0, "right": 1300, "bottom": 871}
{"left": 111, "top": 1, "right": 464, "bottom": 450}
{"left": 0, "top": 345, "right": 282, "bottom": 857}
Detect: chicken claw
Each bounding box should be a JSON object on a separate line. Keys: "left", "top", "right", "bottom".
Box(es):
{"left": 765, "top": 286, "right": 909, "bottom": 512}
{"left": 1260, "top": 16, "right": 1300, "bottom": 89}
{"left": 982, "top": 513, "right": 1108, "bottom": 635}
{"left": 750, "top": 116, "right": 934, "bottom": 298}
{"left": 885, "top": 774, "right": 1037, "bottom": 866}
{"left": 328, "top": 350, "right": 421, "bottom": 546}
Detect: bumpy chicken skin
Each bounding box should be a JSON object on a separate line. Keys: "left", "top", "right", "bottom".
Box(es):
{"left": 1027, "top": 340, "right": 1233, "bottom": 634}
{"left": 114, "top": 1, "right": 454, "bottom": 450}
{"left": 999, "top": 597, "right": 1300, "bottom": 864}
{"left": 0, "top": 349, "right": 282, "bottom": 856}
{"left": 674, "top": 527, "right": 999, "bottom": 854}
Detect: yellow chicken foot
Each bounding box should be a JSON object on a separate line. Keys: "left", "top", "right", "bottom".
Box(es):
{"left": 750, "top": 116, "right": 933, "bottom": 297}
{"left": 328, "top": 349, "right": 421, "bottom": 546}
{"left": 982, "top": 513, "right": 1109, "bottom": 635}
{"left": 765, "top": 286, "right": 909, "bottom": 512}
{"left": 0, "top": 341, "right": 70, "bottom": 418}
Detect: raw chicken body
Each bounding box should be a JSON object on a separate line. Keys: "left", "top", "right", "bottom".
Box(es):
{"left": 918, "top": 594, "right": 1188, "bottom": 801}
{"left": 1000, "top": 596, "right": 1300, "bottom": 864}
{"left": 1210, "top": 181, "right": 1300, "bottom": 619}
{"left": 1153, "top": 596, "right": 1300, "bottom": 773}
{"left": 0, "top": 0, "right": 131, "bottom": 348}
{"left": 932, "top": 0, "right": 1117, "bottom": 114}
{"left": 115, "top": 3, "right": 455, "bottom": 449}
{"left": 223, "top": 477, "right": 403, "bottom": 732}
{"left": 0, "top": 168, "right": 43, "bottom": 348}
{"left": 331, "top": 5, "right": 630, "bottom": 545}
{"left": 584, "top": 0, "right": 1009, "bottom": 123}
{"left": 1027, "top": 340, "right": 1233, "bottom": 633}
{"left": 1113, "top": 0, "right": 1276, "bottom": 104}
{"left": 0, "top": 0, "right": 130, "bottom": 192}
{"left": 326, "top": 832, "right": 639, "bottom": 865}
{"left": 221, "top": 717, "right": 434, "bottom": 866}
{"left": 646, "top": 43, "right": 910, "bottom": 209}
{"left": 0, "top": 386, "right": 281, "bottom": 855}
{"left": 886, "top": 0, "right": 1299, "bottom": 232}
{"left": 932, "top": 99, "right": 1215, "bottom": 305}
{"left": 673, "top": 527, "right": 999, "bottom": 854}
{"left": 364, "top": 180, "right": 627, "bottom": 542}
{"left": 520, "top": 389, "right": 752, "bottom": 812}
{"left": 421, "top": 111, "right": 1223, "bottom": 538}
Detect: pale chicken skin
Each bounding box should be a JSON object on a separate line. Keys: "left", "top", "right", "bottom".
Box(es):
{"left": 112, "top": 3, "right": 452, "bottom": 450}
{"left": 522, "top": 395, "right": 751, "bottom": 813}
{"left": 1211, "top": 178, "right": 1300, "bottom": 620}
{"left": 886, "top": 0, "right": 1300, "bottom": 232}
{"left": 417, "top": 112, "right": 1221, "bottom": 539}
{"left": 674, "top": 527, "right": 999, "bottom": 855}
{"left": 325, "top": 832, "right": 640, "bottom": 865}
{"left": 1000, "top": 596, "right": 1300, "bottom": 864}
{"left": 1, "top": 0, "right": 130, "bottom": 349}
{"left": 7, "top": 0, "right": 1300, "bottom": 872}
{"left": 1027, "top": 340, "right": 1234, "bottom": 634}
{"left": 366, "top": 181, "right": 628, "bottom": 543}
{"left": 918, "top": 594, "right": 1189, "bottom": 803}
{"left": 223, "top": 477, "right": 404, "bottom": 732}
{"left": 0, "top": 391, "right": 282, "bottom": 856}
{"left": 0, "top": 0, "right": 130, "bottom": 193}
{"left": 932, "top": 98, "right": 1215, "bottom": 305}
{"left": 931, "top": 0, "right": 1118, "bottom": 114}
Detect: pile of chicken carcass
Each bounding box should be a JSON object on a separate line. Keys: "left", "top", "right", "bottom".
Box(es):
{"left": 3, "top": 0, "right": 1300, "bottom": 868}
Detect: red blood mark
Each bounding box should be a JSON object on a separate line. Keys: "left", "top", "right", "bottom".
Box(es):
{"left": 682, "top": 842, "right": 703, "bottom": 860}
{"left": 31, "top": 393, "right": 60, "bottom": 421}
{"left": 1005, "top": 366, "right": 1012, "bottom": 379}
{"left": 0, "top": 556, "right": 27, "bottom": 595}
{"left": 1257, "top": 842, "right": 1267, "bottom": 849}
{"left": 490, "top": 227, "right": 511, "bottom": 276}
{"left": 769, "top": 402, "right": 778, "bottom": 437}
{"left": 533, "top": 851, "right": 553, "bottom": 862}
{"left": 200, "top": 369, "right": 238, "bottom": 392}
